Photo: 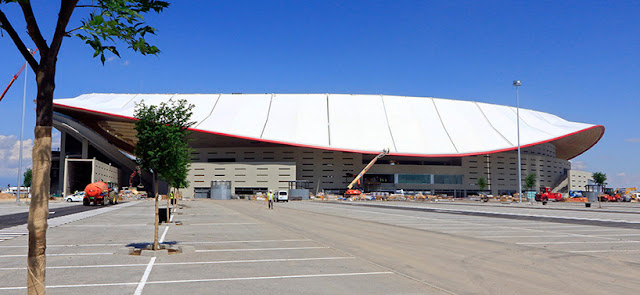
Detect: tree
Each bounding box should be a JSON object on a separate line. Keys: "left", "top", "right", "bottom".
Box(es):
{"left": 0, "top": 1, "right": 169, "bottom": 293}
{"left": 592, "top": 172, "right": 607, "bottom": 191}
{"left": 524, "top": 173, "right": 536, "bottom": 192}
{"left": 169, "top": 163, "right": 190, "bottom": 210}
{"left": 23, "top": 168, "right": 32, "bottom": 187}
{"left": 477, "top": 177, "right": 487, "bottom": 192}
{"left": 134, "top": 99, "right": 193, "bottom": 250}
{"left": 592, "top": 172, "right": 607, "bottom": 208}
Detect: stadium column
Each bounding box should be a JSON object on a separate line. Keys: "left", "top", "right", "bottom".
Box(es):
{"left": 58, "top": 131, "right": 66, "bottom": 196}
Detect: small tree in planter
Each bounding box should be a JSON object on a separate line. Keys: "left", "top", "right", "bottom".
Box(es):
{"left": 134, "top": 99, "right": 193, "bottom": 250}
{"left": 524, "top": 173, "right": 536, "bottom": 200}
{"left": 592, "top": 172, "right": 607, "bottom": 208}
{"left": 477, "top": 177, "right": 487, "bottom": 193}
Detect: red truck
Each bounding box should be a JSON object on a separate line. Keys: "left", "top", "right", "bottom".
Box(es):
{"left": 83, "top": 181, "right": 118, "bottom": 206}
{"left": 535, "top": 187, "right": 563, "bottom": 202}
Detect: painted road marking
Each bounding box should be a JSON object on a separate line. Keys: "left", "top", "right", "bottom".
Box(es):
{"left": 195, "top": 246, "right": 328, "bottom": 252}
{"left": 570, "top": 249, "right": 640, "bottom": 253}
{"left": 134, "top": 257, "right": 156, "bottom": 295}
{"left": 187, "top": 222, "right": 259, "bottom": 226}
{"left": 182, "top": 239, "right": 312, "bottom": 244}
{"left": 0, "top": 253, "right": 113, "bottom": 258}
{"left": 144, "top": 271, "right": 394, "bottom": 285}
{"left": 0, "top": 271, "right": 393, "bottom": 291}
{"left": 0, "top": 239, "right": 314, "bottom": 248}
{"left": 517, "top": 241, "right": 640, "bottom": 245}
{"left": 0, "top": 257, "right": 355, "bottom": 271}
{"left": 159, "top": 226, "right": 169, "bottom": 243}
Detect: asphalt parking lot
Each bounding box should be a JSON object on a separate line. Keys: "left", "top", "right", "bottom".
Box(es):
{"left": 1, "top": 199, "right": 640, "bottom": 294}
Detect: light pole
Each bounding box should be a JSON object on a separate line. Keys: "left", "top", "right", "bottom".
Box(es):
{"left": 513, "top": 80, "right": 522, "bottom": 203}
{"left": 16, "top": 51, "right": 29, "bottom": 203}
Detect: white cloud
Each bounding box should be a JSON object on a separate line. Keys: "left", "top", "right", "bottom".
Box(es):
{"left": 570, "top": 160, "right": 587, "bottom": 170}
{"left": 51, "top": 131, "right": 61, "bottom": 150}
{"left": 0, "top": 134, "right": 33, "bottom": 177}
{"left": 608, "top": 173, "right": 640, "bottom": 188}
{"left": 625, "top": 138, "right": 640, "bottom": 143}
{"left": 107, "top": 56, "right": 117, "bottom": 62}
{"left": 122, "top": 60, "right": 130, "bottom": 66}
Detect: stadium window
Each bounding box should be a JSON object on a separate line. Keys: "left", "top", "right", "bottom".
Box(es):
{"left": 397, "top": 174, "right": 432, "bottom": 184}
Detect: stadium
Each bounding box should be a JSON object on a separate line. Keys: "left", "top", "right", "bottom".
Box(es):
{"left": 51, "top": 93, "right": 604, "bottom": 198}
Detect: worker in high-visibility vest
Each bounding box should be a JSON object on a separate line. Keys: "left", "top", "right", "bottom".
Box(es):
{"left": 267, "top": 190, "right": 274, "bottom": 209}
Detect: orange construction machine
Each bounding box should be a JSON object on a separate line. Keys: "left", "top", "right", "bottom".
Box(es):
{"left": 345, "top": 149, "right": 390, "bottom": 197}
{"left": 83, "top": 181, "right": 118, "bottom": 206}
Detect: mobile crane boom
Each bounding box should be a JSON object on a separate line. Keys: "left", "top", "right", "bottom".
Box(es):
{"left": 347, "top": 148, "right": 390, "bottom": 191}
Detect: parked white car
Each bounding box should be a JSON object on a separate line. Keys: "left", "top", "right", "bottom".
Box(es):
{"left": 65, "top": 191, "right": 85, "bottom": 202}
{"left": 276, "top": 190, "right": 289, "bottom": 202}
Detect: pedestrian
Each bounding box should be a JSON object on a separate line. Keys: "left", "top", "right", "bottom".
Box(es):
{"left": 267, "top": 190, "right": 274, "bottom": 209}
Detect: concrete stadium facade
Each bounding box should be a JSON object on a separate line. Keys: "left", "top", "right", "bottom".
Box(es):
{"left": 52, "top": 93, "right": 604, "bottom": 197}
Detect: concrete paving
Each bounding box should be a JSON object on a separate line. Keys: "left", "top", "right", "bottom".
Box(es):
{"left": 1, "top": 199, "right": 640, "bottom": 294}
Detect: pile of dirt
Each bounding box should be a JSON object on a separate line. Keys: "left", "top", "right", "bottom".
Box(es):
{"left": 0, "top": 193, "right": 16, "bottom": 201}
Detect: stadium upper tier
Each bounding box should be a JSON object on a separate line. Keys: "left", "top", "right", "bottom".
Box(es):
{"left": 53, "top": 93, "right": 604, "bottom": 159}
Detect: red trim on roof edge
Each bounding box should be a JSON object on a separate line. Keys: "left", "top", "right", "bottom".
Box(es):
{"left": 54, "top": 103, "right": 605, "bottom": 159}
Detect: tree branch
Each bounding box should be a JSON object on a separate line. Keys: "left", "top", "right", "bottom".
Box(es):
{"left": 50, "top": 0, "right": 80, "bottom": 57}
{"left": 17, "top": 1, "right": 49, "bottom": 54}
{"left": 0, "top": 8, "right": 39, "bottom": 71}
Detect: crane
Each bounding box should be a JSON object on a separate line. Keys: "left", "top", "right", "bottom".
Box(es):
{"left": 345, "top": 148, "right": 390, "bottom": 196}
{"left": 0, "top": 48, "right": 38, "bottom": 102}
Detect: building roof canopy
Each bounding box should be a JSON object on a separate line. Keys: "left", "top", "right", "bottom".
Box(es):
{"left": 53, "top": 93, "right": 604, "bottom": 159}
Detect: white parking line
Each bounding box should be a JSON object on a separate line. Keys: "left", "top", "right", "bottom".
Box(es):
{"left": 0, "top": 257, "right": 355, "bottom": 271}
{"left": 134, "top": 257, "right": 156, "bottom": 295}
{"left": 570, "top": 249, "right": 640, "bottom": 253}
{"left": 0, "top": 239, "right": 315, "bottom": 248}
{"left": 0, "top": 271, "right": 393, "bottom": 291}
{"left": 477, "top": 235, "right": 575, "bottom": 238}
{"left": 517, "top": 241, "right": 640, "bottom": 245}
{"left": 159, "top": 226, "right": 169, "bottom": 243}
{"left": 188, "top": 222, "right": 259, "bottom": 226}
{"left": 155, "top": 257, "right": 355, "bottom": 266}
{"left": 196, "top": 246, "right": 328, "bottom": 252}
{"left": 144, "top": 272, "right": 394, "bottom": 285}
{"left": 593, "top": 234, "right": 640, "bottom": 237}
{"left": 66, "top": 224, "right": 149, "bottom": 227}
{"left": 0, "top": 253, "right": 113, "bottom": 258}
{"left": 182, "top": 239, "right": 311, "bottom": 244}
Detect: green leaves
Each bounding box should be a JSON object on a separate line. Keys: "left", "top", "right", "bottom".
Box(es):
{"left": 134, "top": 99, "right": 194, "bottom": 186}
{"left": 592, "top": 172, "right": 607, "bottom": 187}
{"left": 23, "top": 168, "right": 32, "bottom": 187}
{"left": 524, "top": 173, "right": 536, "bottom": 191}
{"left": 73, "top": 0, "right": 169, "bottom": 64}
{"left": 477, "top": 177, "right": 487, "bottom": 191}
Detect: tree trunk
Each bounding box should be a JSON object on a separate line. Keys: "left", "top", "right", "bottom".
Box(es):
{"left": 28, "top": 63, "right": 55, "bottom": 295}
{"left": 166, "top": 187, "right": 170, "bottom": 217}
{"left": 27, "top": 127, "right": 51, "bottom": 295}
{"left": 153, "top": 173, "right": 159, "bottom": 250}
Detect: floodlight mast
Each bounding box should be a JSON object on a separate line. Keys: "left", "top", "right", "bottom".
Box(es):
{"left": 513, "top": 80, "right": 522, "bottom": 203}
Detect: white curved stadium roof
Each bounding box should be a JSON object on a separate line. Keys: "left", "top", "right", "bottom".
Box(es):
{"left": 53, "top": 93, "right": 604, "bottom": 159}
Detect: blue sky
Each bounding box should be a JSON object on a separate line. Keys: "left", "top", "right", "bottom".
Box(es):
{"left": 0, "top": 1, "right": 638, "bottom": 188}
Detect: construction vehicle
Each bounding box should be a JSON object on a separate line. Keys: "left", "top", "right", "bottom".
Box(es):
{"left": 615, "top": 187, "right": 636, "bottom": 202}
{"left": 83, "top": 181, "right": 118, "bottom": 206}
{"left": 599, "top": 188, "right": 620, "bottom": 202}
{"left": 535, "top": 187, "right": 563, "bottom": 202}
{"left": 345, "top": 149, "right": 390, "bottom": 197}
